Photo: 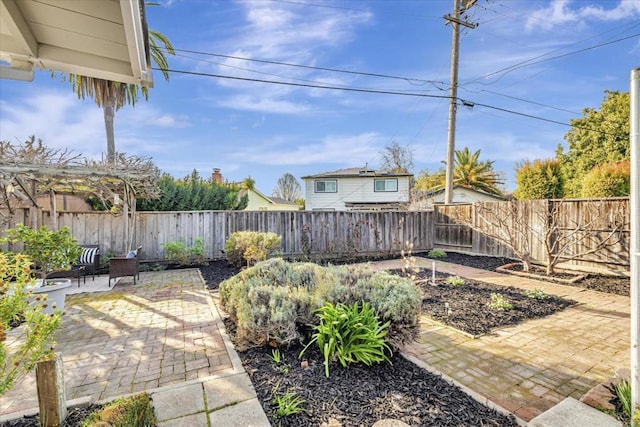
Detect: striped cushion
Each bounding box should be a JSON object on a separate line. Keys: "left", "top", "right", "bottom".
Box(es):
{"left": 79, "top": 247, "right": 99, "bottom": 264}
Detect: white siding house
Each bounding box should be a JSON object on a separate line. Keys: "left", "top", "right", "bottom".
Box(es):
{"left": 302, "top": 168, "right": 413, "bottom": 211}
{"left": 243, "top": 188, "right": 300, "bottom": 211}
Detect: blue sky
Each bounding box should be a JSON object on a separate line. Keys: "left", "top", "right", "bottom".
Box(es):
{"left": 1, "top": 0, "right": 639, "bottom": 197}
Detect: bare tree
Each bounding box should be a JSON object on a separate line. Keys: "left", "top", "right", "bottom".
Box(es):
{"left": 448, "top": 201, "right": 536, "bottom": 271}
{"left": 446, "top": 199, "right": 628, "bottom": 274}
{"left": 542, "top": 199, "right": 626, "bottom": 274}
{"left": 273, "top": 173, "right": 302, "bottom": 202}
{"left": 379, "top": 142, "right": 414, "bottom": 173}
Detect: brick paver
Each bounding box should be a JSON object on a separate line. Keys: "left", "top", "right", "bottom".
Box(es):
{"left": 373, "top": 259, "right": 630, "bottom": 422}
{"left": 1, "top": 270, "right": 234, "bottom": 416}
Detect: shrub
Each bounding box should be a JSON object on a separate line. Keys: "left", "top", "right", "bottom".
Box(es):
{"left": 428, "top": 249, "right": 447, "bottom": 259}
{"left": 3, "top": 224, "right": 82, "bottom": 277}
{"left": 489, "top": 293, "right": 513, "bottom": 311}
{"left": 445, "top": 275, "right": 465, "bottom": 286}
{"left": 0, "top": 252, "right": 62, "bottom": 394}
{"left": 581, "top": 161, "right": 630, "bottom": 198}
{"left": 162, "top": 238, "right": 207, "bottom": 265}
{"left": 300, "top": 302, "right": 392, "bottom": 377}
{"left": 524, "top": 288, "right": 549, "bottom": 300}
{"left": 224, "top": 231, "right": 282, "bottom": 267}
{"left": 219, "top": 259, "right": 421, "bottom": 349}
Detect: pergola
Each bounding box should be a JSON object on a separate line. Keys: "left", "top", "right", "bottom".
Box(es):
{"left": 0, "top": 146, "right": 159, "bottom": 253}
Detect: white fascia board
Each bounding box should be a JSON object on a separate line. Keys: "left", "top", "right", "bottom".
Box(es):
{"left": 120, "top": 0, "right": 153, "bottom": 87}
{"left": 0, "top": 0, "right": 37, "bottom": 56}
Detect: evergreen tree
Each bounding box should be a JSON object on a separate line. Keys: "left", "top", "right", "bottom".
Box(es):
{"left": 557, "top": 91, "right": 630, "bottom": 197}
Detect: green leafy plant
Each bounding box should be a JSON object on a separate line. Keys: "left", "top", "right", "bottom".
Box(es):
{"left": 445, "top": 275, "right": 465, "bottom": 286}
{"left": 524, "top": 288, "right": 549, "bottom": 300}
{"left": 299, "top": 302, "right": 392, "bottom": 378}
{"left": 271, "top": 348, "right": 282, "bottom": 364}
{"left": 0, "top": 251, "right": 62, "bottom": 394}
{"left": 273, "top": 390, "right": 306, "bottom": 419}
{"left": 162, "top": 238, "right": 206, "bottom": 266}
{"left": 428, "top": 249, "right": 447, "bottom": 259}
{"left": 224, "top": 231, "right": 282, "bottom": 267}
{"left": 489, "top": 293, "right": 513, "bottom": 311}
{"left": 81, "top": 393, "right": 156, "bottom": 427}
{"left": 2, "top": 224, "right": 82, "bottom": 278}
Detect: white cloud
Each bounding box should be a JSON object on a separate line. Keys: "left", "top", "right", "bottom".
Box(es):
{"left": 233, "top": 132, "right": 384, "bottom": 166}
{"left": 219, "top": 95, "right": 311, "bottom": 114}
{"left": 0, "top": 91, "right": 104, "bottom": 155}
{"left": 526, "top": 0, "right": 640, "bottom": 31}
{"left": 0, "top": 89, "right": 187, "bottom": 162}
{"left": 204, "top": 0, "right": 373, "bottom": 113}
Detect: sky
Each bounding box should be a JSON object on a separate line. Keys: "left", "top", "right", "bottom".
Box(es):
{"left": 1, "top": 0, "right": 639, "bottom": 197}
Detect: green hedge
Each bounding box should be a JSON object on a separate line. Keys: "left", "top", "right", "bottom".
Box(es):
{"left": 220, "top": 258, "right": 421, "bottom": 349}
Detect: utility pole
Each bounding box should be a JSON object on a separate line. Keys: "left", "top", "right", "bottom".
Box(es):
{"left": 444, "top": 0, "right": 477, "bottom": 204}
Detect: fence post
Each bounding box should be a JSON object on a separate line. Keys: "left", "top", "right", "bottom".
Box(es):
{"left": 36, "top": 353, "right": 67, "bottom": 427}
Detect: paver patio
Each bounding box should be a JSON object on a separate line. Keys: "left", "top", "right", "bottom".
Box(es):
{"left": 371, "top": 259, "right": 630, "bottom": 422}
{"left": 2, "top": 260, "right": 630, "bottom": 425}
{"left": 1, "top": 269, "right": 234, "bottom": 416}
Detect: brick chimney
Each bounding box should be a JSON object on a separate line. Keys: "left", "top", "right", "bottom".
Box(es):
{"left": 212, "top": 168, "right": 222, "bottom": 184}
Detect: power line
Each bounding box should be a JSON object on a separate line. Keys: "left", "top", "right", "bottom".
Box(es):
{"left": 154, "top": 66, "right": 618, "bottom": 137}
{"left": 158, "top": 67, "right": 454, "bottom": 99}
{"left": 462, "top": 31, "right": 640, "bottom": 86}
{"left": 462, "top": 88, "right": 582, "bottom": 115}
{"left": 165, "top": 47, "right": 445, "bottom": 88}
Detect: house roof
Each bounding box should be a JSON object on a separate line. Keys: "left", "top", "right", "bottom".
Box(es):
{"left": 0, "top": 0, "right": 152, "bottom": 86}
{"left": 240, "top": 188, "right": 298, "bottom": 206}
{"left": 301, "top": 167, "right": 413, "bottom": 180}
{"left": 420, "top": 185, "right": 505, "bottom": 200}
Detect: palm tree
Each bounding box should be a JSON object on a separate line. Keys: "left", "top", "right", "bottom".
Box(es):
{"left": 68, "top": 27, "right": 174, "bottom": 164}
{"left": 453, "top": 147, "right": 504, "bottom": 195}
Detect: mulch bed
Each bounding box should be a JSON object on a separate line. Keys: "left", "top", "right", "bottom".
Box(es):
{"left": 427, "top": 252, "right": 630, "bottom": 296}
{"left": 237, "top": 337, "right": 518, "bottom": 427}
{"left": 402, "top": 270, "right": 576, "bottom": 336}
{"left": 1, "top": 403, "right": 102, "bottom": 427}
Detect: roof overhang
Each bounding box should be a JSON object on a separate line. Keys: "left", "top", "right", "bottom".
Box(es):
{"left": 0, "top": 0, "right": 153, "bottom": 86}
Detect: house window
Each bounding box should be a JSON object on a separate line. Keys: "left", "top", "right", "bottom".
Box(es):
{"left": 374, "top": 178, "right": 398, "bottom": 192}
{"left": 315, "top": 180, "right": 337, "bottom": 193}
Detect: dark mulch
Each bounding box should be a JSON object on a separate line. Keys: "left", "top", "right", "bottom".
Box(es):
{"left": 423, "top": 252, "right": 630, "bottom": 297}
{"left": 404, "top": 270, "right": 576, "bottom": 336}
{"left": 1, "top": 403, "right": 102, "bottom": 427}
{"left": 200, "top": 260, "right": 525, "bottom": 426}
{"left": 237, "top": 339, "right": 518, "bottom": 427}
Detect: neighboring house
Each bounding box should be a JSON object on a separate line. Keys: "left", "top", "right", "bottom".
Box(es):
{"left": 211, "top": 168, "right": 300, "bottom": 211}
{"left": 242, "top": 188, "right": 300, "bottom": 211}
{"left": 302, "top": 167, "right": 413, "bottom": 211}
{"left": 409, "top": 185, "right": 505, "bottom": 210}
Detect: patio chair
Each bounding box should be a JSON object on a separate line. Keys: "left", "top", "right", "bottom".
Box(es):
{"left": 46, "top": 244, "right": 101, "bottom": 287}
{"left": 76, "top": 245, "right": 101, "bottom": 281}
{"left": 108, "top": 246, "right": 142, "bottom": 287}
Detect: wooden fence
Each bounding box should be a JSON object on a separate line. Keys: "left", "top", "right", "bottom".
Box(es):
{"left": 1, "top": 209, "right": 434, "bottom": 261}
{"left": 433, "top": 198, "right": 630, "bottom": 272}
{"left": 2, "top": 198, "right": 630, "bottom": 272}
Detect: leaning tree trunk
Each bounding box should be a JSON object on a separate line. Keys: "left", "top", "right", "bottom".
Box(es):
{"left": 103, "top": 95, "right": 116, "bottom": 164}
